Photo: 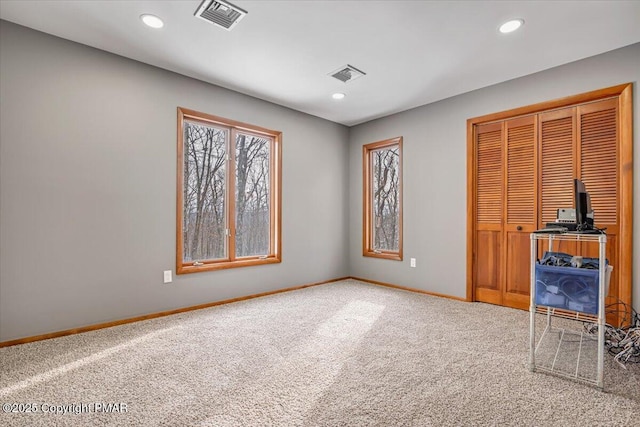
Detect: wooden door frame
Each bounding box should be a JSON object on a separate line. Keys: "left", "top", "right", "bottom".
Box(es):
{"left": 467, "top": 83, "right": 633, "bottom": 312}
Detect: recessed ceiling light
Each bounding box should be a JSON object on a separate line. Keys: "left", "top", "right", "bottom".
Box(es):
{"left": 332, "top": 93, "right": 346, "bottom": 100}
{"left": 499, "top": 19, "right": 524, "bottom": 34}
{"left": 141, "top": 14, "right": 164, "bottom": 29}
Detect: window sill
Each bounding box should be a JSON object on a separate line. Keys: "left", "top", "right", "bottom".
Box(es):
{"left": 177, "top": 256, "right": 281, "bottom": 275}
{"left": 363, "top": 251, "right": 403, "bottom": 261}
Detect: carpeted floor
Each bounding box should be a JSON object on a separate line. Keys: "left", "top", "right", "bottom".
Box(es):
{"left": 1, "top": 279, "right": 638, "bottom": 426}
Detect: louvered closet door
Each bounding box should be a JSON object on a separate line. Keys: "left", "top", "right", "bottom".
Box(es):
{"left": 537, "top": 100, "right": 620, "bottom": 322}
{"left": 470, "top": 85, "right": 631, "bottom": 321}
{"left": 474, "top": 122, "right": 503, "bottom": 305}
{"left": 538, "top": 108, "right": 578, "bottom": 257}
{"left": 503, "top": 116, "right": 537, "bottom": 310}
{"left": 577, "top": 98, "right": 619, "bottom": 320}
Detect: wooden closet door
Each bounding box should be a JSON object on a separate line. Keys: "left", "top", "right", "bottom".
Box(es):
{"left": 474, "top": 122, "right": 503, "bottom": 305}
{"left": 503, "top": 116, "right": 537, "bottom": 310}
{"left": 577, "top": 98, "right": 619, "bottom": 322}
{"left": 468, "top": 84, "right": 631, "bottom": 320}
{"left": 538, "top": 107, "right": 578, "bottom": 256}
{"left": 537, "top": 99, "right": 620, "bottom": 323}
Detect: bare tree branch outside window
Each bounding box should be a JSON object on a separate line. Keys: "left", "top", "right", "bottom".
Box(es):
{"left": 183, "top": 121, "right": 227, "bottom": 262}
{"left": 235, "top": 133, "right": 271, "bottom": 257}
{"left": 372, "top": 146, "right": 400, "bottom": 251}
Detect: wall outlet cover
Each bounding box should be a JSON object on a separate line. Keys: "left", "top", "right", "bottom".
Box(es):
{"left": 163, "top": 270, "right": 172, "bottom": 283}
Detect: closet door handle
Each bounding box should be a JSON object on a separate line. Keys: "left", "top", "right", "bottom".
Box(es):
{"left": 516, "top": 225, "right": 523, "bottom": 231}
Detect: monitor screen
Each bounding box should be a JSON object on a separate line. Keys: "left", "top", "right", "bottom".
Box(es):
{"left": 573, "top": 178, "right": 593, "bottom": 230}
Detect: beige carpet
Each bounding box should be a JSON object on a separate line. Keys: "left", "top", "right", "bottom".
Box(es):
{"left": 1, "top": 279, "right": 638, "bottom": 426}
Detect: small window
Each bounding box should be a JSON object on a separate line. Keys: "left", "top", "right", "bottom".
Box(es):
{"left": 177, "top": 108, "right": 281, "bottom": 274}
{"left": 363, "top": 137, "right": 403, "bottom": 260}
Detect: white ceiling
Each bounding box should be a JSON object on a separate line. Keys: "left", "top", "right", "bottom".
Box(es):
{"left": 1, "top": 1, "right": 639, "bottom": 126}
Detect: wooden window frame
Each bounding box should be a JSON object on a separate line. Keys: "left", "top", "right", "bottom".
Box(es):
{"left": 363, "top": 136, "right": 403, "bottom": 261}
{"left": 176, "top": 107, "right": 282, "bottom": 274}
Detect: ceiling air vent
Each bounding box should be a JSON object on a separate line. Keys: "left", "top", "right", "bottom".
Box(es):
{"left": 195, "top": 0, "right": 248, "bottom": 31}
{"left": 329, "top": 64, "right": 366, "bottom": 83}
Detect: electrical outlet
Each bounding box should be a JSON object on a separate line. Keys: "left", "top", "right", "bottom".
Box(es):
{"left": 410, "top": 258, "right": 416, "bottom": 268}
{"left": 163, "top": 270, "right": 172, "bottom": 283}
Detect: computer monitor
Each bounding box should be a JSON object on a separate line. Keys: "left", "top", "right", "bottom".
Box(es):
{"left": 574, "top": 178, "right": 593, "bottom": 231}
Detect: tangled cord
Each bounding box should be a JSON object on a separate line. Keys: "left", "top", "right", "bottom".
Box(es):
{"left": 539, "top": 251, "right": 603, "bottom": 269}
{"left": 584, "top": 300, "right": 640, "bottom": 367}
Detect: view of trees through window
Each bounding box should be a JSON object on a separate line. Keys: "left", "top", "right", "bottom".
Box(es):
{"left": 183, "top": 121, "right": 227, "bottom": 262}
{"left": 181, "top": 118, "right": 274, "bottom": 266}
{"left": 372, "top": 146, "right": 400, "bottom": 251}
{"left": 235, "top": 133, "right": 270, "bottom": 257}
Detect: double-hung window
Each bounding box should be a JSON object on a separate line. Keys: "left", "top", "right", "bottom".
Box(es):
{"left": 363, "top": 137, "right": 403, "bottom": 260}
{"left": 177, "top": 108, "right": 281, "bottom": 274}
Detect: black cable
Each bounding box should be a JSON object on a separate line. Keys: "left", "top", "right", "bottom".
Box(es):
{"left": 584, "top": 299, "right": 640, "bottom": 364}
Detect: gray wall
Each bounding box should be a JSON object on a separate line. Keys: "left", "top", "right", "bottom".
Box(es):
{"left": 348, "top": 42, "right": 640, "bottom": 312}
{"left": 0, "top": 21, "right": 350, "bottom": 341}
